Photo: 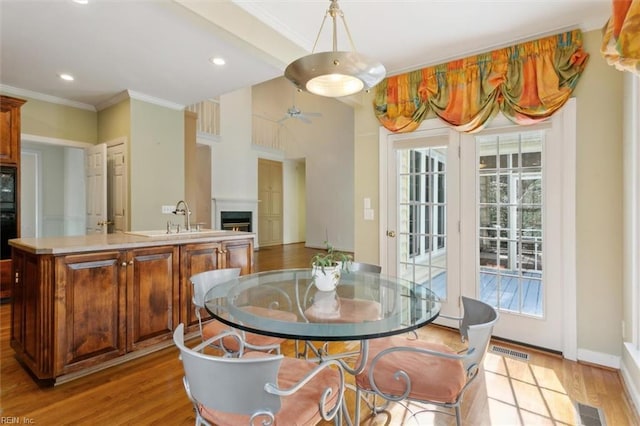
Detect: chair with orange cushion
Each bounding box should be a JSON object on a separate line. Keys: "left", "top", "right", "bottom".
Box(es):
{"left": 190, "top": 268, "right": 296, "bottom": 355}
{"left": 173, "top": 323, "right": 345, "bottom": 426}
{"left": 354, "top": 296, "right": 498, "bottom": 426}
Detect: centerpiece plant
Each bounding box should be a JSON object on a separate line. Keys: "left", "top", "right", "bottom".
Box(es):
{"left": 310, "top": 242, "right": 353, "bottom": 291}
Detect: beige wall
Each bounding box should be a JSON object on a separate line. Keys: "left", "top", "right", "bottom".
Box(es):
{"left": 573, "top": 30, "right": 623, "bottom": 356}
{"left": 354, "top": 91, "right": 382, "bottom": 264}
{"left": 98, "top": 98, "right": 130, "bottom": 143}
{"left": 252, "top": 77, "right": 355, "bottom": 251}
{"left": 129, "top": 98, "right": 184, "bottom": 231}
{"left": 352, "top": 29, "right": 625, "bottom": 358}
{"left": 15, "top": 95, "right": 97, "bottom": 143}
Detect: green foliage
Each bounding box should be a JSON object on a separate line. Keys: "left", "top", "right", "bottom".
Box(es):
{"left": 310, "top": 242, "right": 353, "bottom": 274}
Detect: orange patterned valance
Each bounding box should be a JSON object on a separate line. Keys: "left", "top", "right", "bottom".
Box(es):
{"left": 601, "top": 0, "right": 640, "bottom": 75}
{"left": 373, "top": 30, "right": 589, "bottom": 134}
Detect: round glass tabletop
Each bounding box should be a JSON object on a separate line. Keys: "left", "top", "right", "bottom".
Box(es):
{"left": 204, "top": 268, "right": 441, "bottom": 341}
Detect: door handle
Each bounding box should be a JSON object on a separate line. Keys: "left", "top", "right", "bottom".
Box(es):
{"left": 97, "top": 220, "right": 113, "bottom": 227}
{"left": 386, "top": 230, "right": 396, "bottom": 237}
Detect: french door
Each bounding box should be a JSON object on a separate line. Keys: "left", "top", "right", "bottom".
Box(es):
{"left": 382, "top": 124, "right": 461, "bottom": 318}
{"left": 382, "top": 101, "right": 576, "bottom": 354}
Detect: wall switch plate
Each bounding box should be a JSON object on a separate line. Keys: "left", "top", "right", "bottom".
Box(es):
{"left": 364, "top": 208, "right": 374, "bottom": 221}
{"left": 161, "top": 205, "right": 174, "bottom": 214}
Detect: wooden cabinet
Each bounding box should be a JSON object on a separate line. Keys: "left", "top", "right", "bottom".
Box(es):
{"left": 10, "top": 237, "right": 252, "bottom": 383}
{"left": 179, "top": 239, "right": 254, "bottom": 331}
{"left": 54, "top": 251, "right": 126, "bottom": 377}
{"left": 10, "top": 249, "right": 43, "bottom": 377}
{"left": 180, "top": 242, "right": 223, "bottom": 329}
{"left": 126, "top": 246, "right": 179, "bottom": 351}
{"left": 222, "top": 239, "right": 254, "bottom": 274}
{"left": 1, "top": 95, "right": 25, "bottom": 300}
{"left": 0, "top": 95, "right": 25, "bottom": 165}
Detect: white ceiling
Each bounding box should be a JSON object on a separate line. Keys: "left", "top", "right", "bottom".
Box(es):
{"left": 0, "top": 0, "right": 611, "bottom": 111}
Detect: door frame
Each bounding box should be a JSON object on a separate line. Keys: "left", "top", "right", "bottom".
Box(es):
{"left": 379, "top": 99, "right": 577, "bottom": 360}
{"left": 380, "top": 125, "right": 462, "bottom": 319}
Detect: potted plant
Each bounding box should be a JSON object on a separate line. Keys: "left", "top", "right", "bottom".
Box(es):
{"left": 310, "top": 242, "right": 353, "bottom": 291}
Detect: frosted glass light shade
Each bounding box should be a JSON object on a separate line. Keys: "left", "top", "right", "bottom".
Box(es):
{"left": 285, "top": 51, "right": 385, "bottom": 98}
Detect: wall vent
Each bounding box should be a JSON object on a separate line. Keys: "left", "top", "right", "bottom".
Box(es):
{"left": 489, "top": 344, "right": 530, "bottom": 361}
{"left": 575, "top": 402, "right": 605, "bottom": 426}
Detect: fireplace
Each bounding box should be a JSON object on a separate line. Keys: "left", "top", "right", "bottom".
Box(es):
{"left": 220, "top": 211, "right": 252, "bottom": 232}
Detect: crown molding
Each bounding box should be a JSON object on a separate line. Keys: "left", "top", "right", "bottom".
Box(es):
{"left": 0, "top": 84, "right": 96, "bottom": 111}
{"left": 21, "top": 133, "right": 92, "bottom": 149}
{"left": 96, "top": 90, "right": 185, "bottom": 111}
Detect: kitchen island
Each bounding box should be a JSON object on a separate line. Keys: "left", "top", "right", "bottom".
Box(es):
{"left": 9, "top": 231, "right": 254, "bottom": 385}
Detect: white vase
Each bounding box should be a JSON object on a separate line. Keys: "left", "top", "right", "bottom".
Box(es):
{"left": 312, "top": 263, "right": 341, "bottom": 292}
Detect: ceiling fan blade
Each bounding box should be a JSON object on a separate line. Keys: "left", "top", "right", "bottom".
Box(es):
{"left": 277, "top": 115, "right": 290, "bottom": 124}
{"left": 297, "top": 115, "right": 312, "bottom": 124}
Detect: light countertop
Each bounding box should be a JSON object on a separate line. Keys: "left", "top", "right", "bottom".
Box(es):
{"left": 9, "top": 230, "right": 255, "bottom": 255}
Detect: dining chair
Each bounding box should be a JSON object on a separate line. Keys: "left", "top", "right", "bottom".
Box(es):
{"left": 348, "top": 262, "right": 382, "bottom": 273}
{"left": 190, "top": 268, "right": 295, "bottom": 355}
{"left": 354, "top": 296, "right": 499, "bottom": 426}
{"left": 173, "top": 323, "right": 345, "bottom": 426}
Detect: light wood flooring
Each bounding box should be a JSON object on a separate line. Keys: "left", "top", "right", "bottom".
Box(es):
{"left": 1, "top": 243, "right": 638, "bottom": 425}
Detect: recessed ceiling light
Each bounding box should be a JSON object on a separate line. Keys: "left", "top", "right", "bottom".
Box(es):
{"left": 210, "top": 57, "right": 226, "bottom": 66}
{"left": 72, "top": 0, "right": 89, "bottom": 4}
{"left": 59, "top": 73, "right": 75, "bottom": 81}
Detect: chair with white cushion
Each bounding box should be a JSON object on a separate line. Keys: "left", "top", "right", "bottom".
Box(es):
{"left": 354, "top": 296, "right": 498, "bottom": 426}
{"left": 190, "top": 268, "right": 296, "bottom": 355}
{"left": 173, "top": 323, "right": 345, "bottom": 426}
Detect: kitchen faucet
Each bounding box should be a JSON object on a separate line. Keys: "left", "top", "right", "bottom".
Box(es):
{"left": 173, "top": 200, "right": 191, "bottom": 231}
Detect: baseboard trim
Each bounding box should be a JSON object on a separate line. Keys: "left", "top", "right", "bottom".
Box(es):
{"left": 577, "top": 348, "right": 621, "bottom": 369}
{"left": 621, "top": 343, "right": 640, "bottom": 417}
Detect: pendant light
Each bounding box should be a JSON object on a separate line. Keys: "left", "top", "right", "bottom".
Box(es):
{"left": 284, "top": 0, "right": 386, "bottom": 98}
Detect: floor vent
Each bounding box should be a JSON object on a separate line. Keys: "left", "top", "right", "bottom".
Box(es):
{"left": 489, "top": 344, "right": 530, "bottom": 361}
{"left": 575, "top": 402, "right": 605, "bottom": 426}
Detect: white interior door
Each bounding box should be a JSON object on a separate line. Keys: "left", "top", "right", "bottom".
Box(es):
{"left": 107, "top": 139, "right": 127, "bottom": 233}
{"left": 382, "top": 125, "right": 461, "bottom": 318}
{"left": 85, "top": 143, "right": 107, "bottom": 234}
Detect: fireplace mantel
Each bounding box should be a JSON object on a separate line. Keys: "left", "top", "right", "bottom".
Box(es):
{"left": 212, "top": 198, "right": 259, "bottom": 234}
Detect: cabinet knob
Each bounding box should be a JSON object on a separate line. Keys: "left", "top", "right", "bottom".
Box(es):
{"left": 121, "top": 262, "right": 128, "bottom": 267}
{"left": 129, "top": 260, "right": 134, "bottom": 265}
{"left": 14, "top": 272, "right": 19, "bottom": 284}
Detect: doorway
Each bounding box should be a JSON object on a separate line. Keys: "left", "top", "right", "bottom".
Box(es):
{"left": 21, "top": 136, "right": 128, "bottom": 237}
{"left": 381, "top": 101, "right": 576, "bottom": 355}
{"left": 21, "top": 139, "right": 86, "bottom": 237}
{"left": 258, "top": 158, "right": 283, "bottom": 247}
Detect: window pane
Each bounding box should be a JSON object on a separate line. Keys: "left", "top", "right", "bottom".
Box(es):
{"left": 398, "top": 145, "right": 449, "bottom": 302}
{"left": 477, "top": 130, "right": 544, "bottom": 317}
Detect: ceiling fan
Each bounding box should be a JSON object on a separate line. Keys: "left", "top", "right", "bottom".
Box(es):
{"left": 278, "top": 91, "right": 322, "bottom": 124}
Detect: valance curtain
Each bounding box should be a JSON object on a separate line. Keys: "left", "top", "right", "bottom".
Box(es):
{"left": 601, "top": 0, "right": 640, "bottom": 75}
{"left": 373, "top": 30, "right": 589, "bottom": 134}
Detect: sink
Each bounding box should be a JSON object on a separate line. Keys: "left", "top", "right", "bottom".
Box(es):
{"left": 125, "top": 229, "right": 227, "bottom": 238}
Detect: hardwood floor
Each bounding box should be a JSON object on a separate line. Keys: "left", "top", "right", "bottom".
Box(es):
{"left": 1, "top": 242, "right": 637, "bottom": 425}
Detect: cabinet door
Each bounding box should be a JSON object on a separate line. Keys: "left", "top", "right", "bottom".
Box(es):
{"left": 222, "top": 239, "right": 254, "bottom": 274}
{"left": 0, "top": 96, "right": 25, "bottom": 165}
{"left": 126, "top": 245, "right": 179, "bottom": 351}
{"left": 55, "top": 251, "right": 126, "bottom": 376}
{"left": 179, "top": 242, "right": 222, "bottom": 329}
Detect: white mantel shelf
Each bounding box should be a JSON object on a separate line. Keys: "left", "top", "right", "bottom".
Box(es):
{"left": 212, "top": 198, "right": 260, "bottom": 242}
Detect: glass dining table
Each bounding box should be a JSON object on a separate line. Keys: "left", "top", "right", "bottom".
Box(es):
{"left": 204, "top": 268, "right": 441, "bottom": 363}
